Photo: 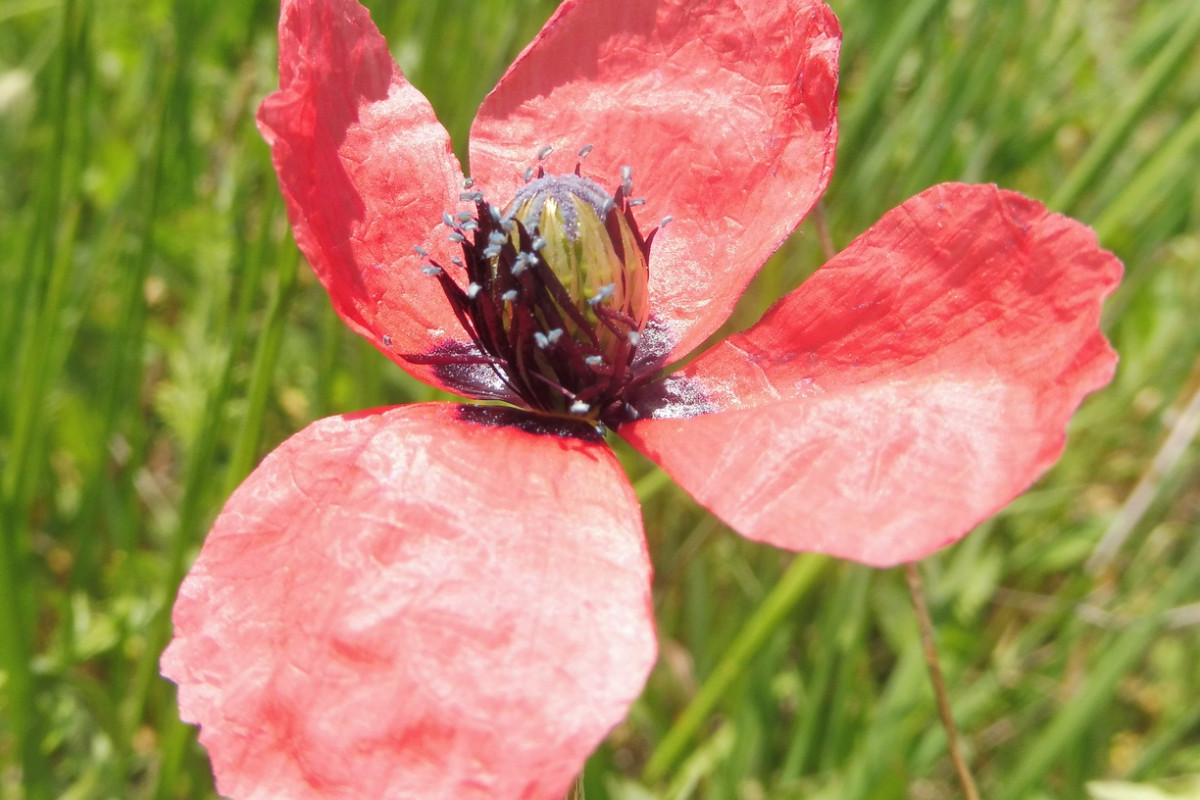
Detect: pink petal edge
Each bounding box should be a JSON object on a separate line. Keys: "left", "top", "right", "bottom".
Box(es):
{"left": 258, "top": 0, "right": 474, "bottom": 391}
{"left": 469, "top": 0, "right": 840, "bottom": 363}
{"left": 163, "top": 403, "right": 657, "bottom": 800}
{"left": 622, "top": 183, "right": 1122, "bottom": 566}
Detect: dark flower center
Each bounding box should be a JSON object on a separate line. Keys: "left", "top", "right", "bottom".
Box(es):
{"left": 411, "top": 153, "right": 669, "bottom": 430}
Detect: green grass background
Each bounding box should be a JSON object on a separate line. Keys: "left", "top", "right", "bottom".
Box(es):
{"left": 2, "top": 0, "right": 1199, "bottom": 798}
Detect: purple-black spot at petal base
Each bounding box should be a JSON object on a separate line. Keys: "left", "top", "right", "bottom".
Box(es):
{"left": 403, "top": 340, "right": 518, "bottom": 404}
{"left": 456, "top": 404, "right": 604, "bottom": 442}
{"left": 626, "top": 372, "right": 720, "bottom": 420}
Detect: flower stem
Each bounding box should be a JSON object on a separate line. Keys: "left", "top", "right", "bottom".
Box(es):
{"left": 904, "top": 562, "right": 981, "bottom": 800}
{"left": 566, "top": 774, "right": 586, "bottom": 800}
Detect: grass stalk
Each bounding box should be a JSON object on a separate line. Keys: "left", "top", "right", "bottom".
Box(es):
{"left": 642, "top": 555, "right": 828, "bottom": 785}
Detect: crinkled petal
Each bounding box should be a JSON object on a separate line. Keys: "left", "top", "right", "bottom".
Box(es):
{"left": 469, "top": 0, "right": 840, "bottom": 364}
{"left": 162, "top": 403, "right": 656, "bottom": 800}
{"left": 622, "top": 184, "right": 1121, "bottom": 566}
{"left": 259, "top": 0, "right": 476, "bottom": 391}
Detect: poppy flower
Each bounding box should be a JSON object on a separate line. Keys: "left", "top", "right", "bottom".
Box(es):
{"left": 161, "top": 0, "right": 1121, "bottom": 797}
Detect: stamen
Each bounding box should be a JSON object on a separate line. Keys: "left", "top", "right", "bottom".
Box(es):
{"left": 578, "top": 144, "right": 594, "bottom": 158}
{"left": 383, "top": 335, "right": 393, "bottom": 347}
{"left": 588, "top": 283, "right": 616, "bottom": 305}
{"left": 660, "top": 215, "right": 675, "bottom": 228}
{"left": 425, "top": 169, "right": 654, "bottom": 426}
{"left": 537, "top": 145, "right": 554, "bottom": 160}
{"left": 462, "top": 177, "right": 475, "bottom": 188}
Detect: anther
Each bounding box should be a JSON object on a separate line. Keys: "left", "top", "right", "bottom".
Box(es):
{"left": 449, "top": 232, "right": 466, "bottom": 243}
{"left": 488, "top": 231, "right": 507, "bottom": 246}
{"left": 502, "top": 289, "right": 518, "bottom": 302}
{"left": 466, "top": 282, "right": 482, "bottom": 299}
{"left": 534, "top": 331, "right": 549, "bottom": 349}
{"left": 382, "top": 335, "right": 393, "bottom": 347}
{"left": 531, "top": 236, "right": 547, "bottom": 251}
{"left": 537, "top": 145, "right": 554, "bottom": 160}
{"left": 660, "top": 215, "right": 675, "bottom": 228}
{"left": 460, "top": 191, "right": 484, "bottom": 202}
{"left": 421, "top": 265, "right": 443, "bottom": 276}
{"left": 451, "top": 256, "right": 464, "bottom": 266}
{"left": 627, "top": 331, "right": 641, "bottom": 346}
{"left": 460, "top": 219, "right": 478, "bottom": 231}
{"left": 570, "top": 400, "right": 590, "bottom": 415}
{"left": 512, "top": 253, "right": 530, "bottom": 275}
{"left": 628, "top": 197, "right": 646, "bottom": 206}
{"left": 601, "top": 197, "right": 616, "bottom": 215}
{"left": 588, "top": 283, "right": 616, "bottom": 305}
{"left": 413, "top": 245, "right": 428, "bottom": 257}
{"left": 442, "top": 212, "right": 456, "bottom": 227}
{"left": 523, "top": 166, "right": 535, "bottom": 182}
{"left": 463, "top": 177, "right": 475, "bottom": 188}
{"left": 578, "top": 144, "right": 594, "bottom": 158}
{"left": 483, "top": 244, "right": 502, "bottom": 259}
{"left": 456, "top": 211, "right": 473, "bottom": 221}
{"left": 620, "top": 165, "right": 632, "bottom": 182}
{"left": 585, "top": 355, "right": 603, "bottom": 367}
{"left": 546, "top": 328, "right": 563, "bottom": 344}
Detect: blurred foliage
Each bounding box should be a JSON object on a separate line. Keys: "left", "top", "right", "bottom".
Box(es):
{"left": 1, "top": 0, "right": 1199, "bottom": 798}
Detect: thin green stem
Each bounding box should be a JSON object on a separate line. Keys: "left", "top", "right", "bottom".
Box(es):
{"left": 905, "top": 563, "right": 981, "bottom": 800}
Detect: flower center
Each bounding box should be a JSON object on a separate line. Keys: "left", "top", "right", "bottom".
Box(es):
{"left": 413, "top": 155, "right": 666, "bottom": 429}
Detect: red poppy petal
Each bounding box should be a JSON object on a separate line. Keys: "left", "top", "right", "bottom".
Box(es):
{"left": 470, "top": 0, "right": 840, "bottom": 363}
{"left": 259, "top": 0, "right": 475, "bottom": 389}
{"left": 162, "top": 403, "right": 656, "bottom": 800}
{"left": 622, "top": 184, "right": 1121, "bottom": 566}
